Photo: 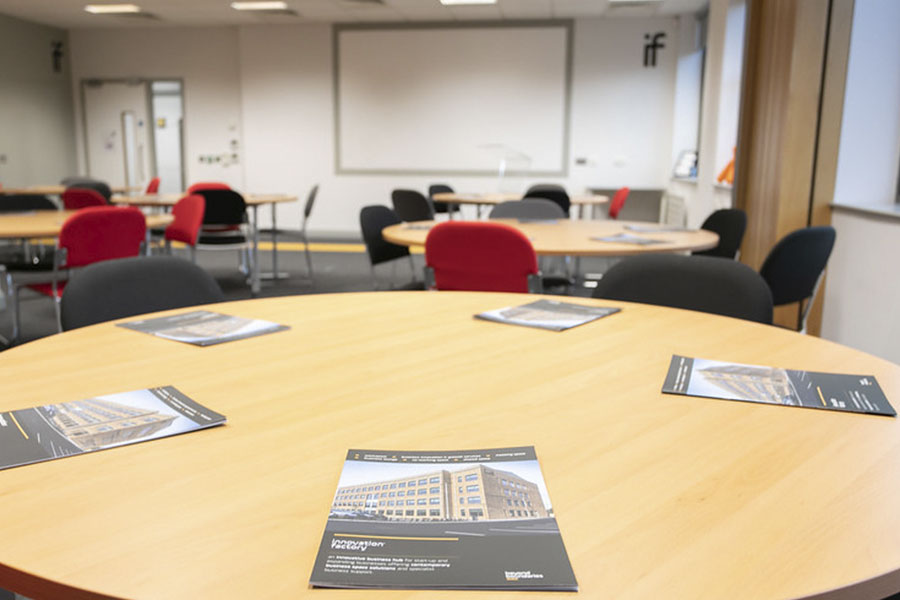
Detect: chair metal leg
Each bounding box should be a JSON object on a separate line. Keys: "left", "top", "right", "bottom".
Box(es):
{"left": 408, "top": 255, "right": 417, "bottom": 283}
{"left": 189, "top": 245, "right": 196, "bottom": 264}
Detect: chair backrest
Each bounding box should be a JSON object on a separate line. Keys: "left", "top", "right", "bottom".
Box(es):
{"left": 165, "top": 194, "right": 206, "bottom": 246}
{"left": 489, "top": 199, "right": 566, "bottom": 220}
{"left": 593, "top": 254, "right": 774, "bottom": 324}
{"left": 759, "top": 226, "right": 836, "bottom": 306}
{"left": 428, "top": 184, "right": 455, "bottom": 214}
{"left": 608, "top": 186, "right": 630, "bottom": 219}
{"left": 424, "top": 221, "right": 538, "bottom": 293}
{"left": 523, "top": 186, "right": 570, "bottom": 217}
{"left": 58, "top": 206, "right": 146, "bottom": 268}
{"left": 62, "top": 188, "right": 107, "bottom": 210}
{"left": 187, "top": 181, "right": 231, "bottom": 193}
{"left": 303, "top": 184, "right": 319, "bottom": 220}
{"left": 0, "top": 194, "right": 57, "bottom": 212}
{"left": 391, "top": 189, "right": 434, "bottom": 222}
{"left": 60, "top": 255, "right": 225, "bottom": 331}
{"left": 360, "top": 205, "right": 410, "bottom": 267}
{"left": 693, "top": 208, "right": 747, "bottom": 259}
{"left": 64, "top": 178, "right": 112, "bottom": 202}
{"left": 191, "top": 188, "right": 247, "bottom": 226}
{"left": 145, "top": 177, "right": 161, "bottom": 194}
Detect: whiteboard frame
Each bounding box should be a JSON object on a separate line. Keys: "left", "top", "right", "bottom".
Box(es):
{"left": 332, "top": 20, "right": 574, "bottom": 177}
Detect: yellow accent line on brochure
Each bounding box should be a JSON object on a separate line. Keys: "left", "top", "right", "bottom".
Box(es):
{"left": 816, "top": 386, "right": 827, "bottom": 407}
{"left": 9, "top": 413, "right": 28, "bottom": 440}
{"left": 334, "top": 533, "right": 458, "bottom": 542}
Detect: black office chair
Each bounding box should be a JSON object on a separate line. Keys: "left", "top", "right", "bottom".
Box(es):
{"left": 489, "top": 199, "right": 565, "bottom": 220}
{"left": 299, "top": 184, "right": 318, "bottom": 283}
{"left": 359, "top": 205, "right": 417, "bottom": 288}
{"left": 593, "top": 254, "right": 774, "bottom": 324}
{"left": 693, "top": 209, "right": 747, "bottom": 260}
{"left": 524, "top": 185, "right": 570, "bottom": 217}
{"left": 63, "top": 177, "right": 112, "bottom": 202}
{"left": 759, "top": 225, "right": 836, "bottom": 333}
{"left": 192, "top": 188, "right": 253, "bottom": 285}
{"left": 60, "top": 255, "right": 225, "bottom": 331}
{"left": 428, "top": 184, "right": 458, "bottom": 216}
{"left": 391, "top": 189, "right": 434, "bottom": 222}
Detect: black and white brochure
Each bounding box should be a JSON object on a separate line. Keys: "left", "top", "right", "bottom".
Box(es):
{"left": 662, "top": 355, "right": 895, "bottom": 417}
{"left": 476, "top": 299, "right": 619, "bottom": 332}
{"left": 118, "top": 310, "right": 288, "bottom": 346}
{"left": 0, "top": 386, "right": 226, "bottom": 471}
{"left": 309, "top": 446, "right": 577, "bottom": 591}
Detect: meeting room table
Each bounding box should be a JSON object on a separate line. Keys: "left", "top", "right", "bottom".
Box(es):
{"left": 111, "top": 192, "right": 298, "bottom": 294}
{"left": 382, "top": 218, "right": 719, "bottom": 257}
{"left": 0, "top": 185, "right": 140, "bottom": 196}
{"left": 0, "top": 291, "right": 899, "bottom": 599}
{"left": 432, "top": 192, "right": 609, "bottom": 219}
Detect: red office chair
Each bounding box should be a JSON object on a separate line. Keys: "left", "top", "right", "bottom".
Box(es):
{"left": 25, "top": 206, "right": 146, "bottom": 331}
{"left": 62, "top": 188, "right": 107, "bottom": 210}
{"left": 188, "top": 182, "right": 231, "bottom": 193}
{"left": 165, "top": 194, "right": 206, "bottom": 262}
{"left": 145, "top": 177, "right": 161, "bottom": 194}
{"left": 424, "top": 221, "right": 541, "bottom": 293}
{"left": 608, "top": 186, "right": 630, "bottom": 220}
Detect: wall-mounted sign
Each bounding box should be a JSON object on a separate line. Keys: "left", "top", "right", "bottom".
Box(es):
{"left": 643, "top": 32, "right": 666, "bottom": 67}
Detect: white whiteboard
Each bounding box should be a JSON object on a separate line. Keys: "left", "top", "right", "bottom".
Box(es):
{"left": 335, "top": 24, "right": 571, "bottom": 175}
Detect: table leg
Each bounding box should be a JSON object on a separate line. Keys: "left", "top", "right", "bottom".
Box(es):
{"left": 251, "top": 205, "right": 260, "bottom": 296}
{"left": 260, "top": 203, "right": 288, "bottom": 280}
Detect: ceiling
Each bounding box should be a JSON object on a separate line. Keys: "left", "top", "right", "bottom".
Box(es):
{"left": 0, "top": 0, "right": 708, "bottom": 29}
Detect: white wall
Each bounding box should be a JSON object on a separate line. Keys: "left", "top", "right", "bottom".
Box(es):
{"left": 832, "top": 0, "right": 900, "bottom": 207}
{"left": 69, "top": 27, "right": 246, "bottom": 191}
{"left": 70, "top": 17, "right": 685, "bottom": 236}
{"left": 0, "top": 13, "right": 76, "bottom": 187}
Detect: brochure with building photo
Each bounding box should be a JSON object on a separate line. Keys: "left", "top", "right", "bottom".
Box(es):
{"left": 118, "top": 310, "right": 288, "bottom": 346}
{"left": 309, "top": 446, "right": 577, "bottom": 591}
{"left": 662, "top": 355, "right": 895, "bottom": 417}
{"left": 0, "top": 386, "right": 226, "bottom": 471}
{"left": 591, "top": 232, "right": 665, "bottom": 245}
{"left": 475, "top": 299, "right": 619, "bottom": 332}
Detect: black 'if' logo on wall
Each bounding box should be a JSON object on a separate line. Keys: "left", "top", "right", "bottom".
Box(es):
{"left": 643, "top": 32, "right": 666, "bottom": 67}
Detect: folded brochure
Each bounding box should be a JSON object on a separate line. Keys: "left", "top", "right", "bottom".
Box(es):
{"left": 476, "top": 299, "right": 619, "bottom": 331}
{"left": 592, "top": 232, "right": 665, "bottom": 245}
{"left": 0, "top": 386, "right": 226, "bottom": 471}
{"left": 309, "top": 446, "right": 577, "bottom": 591}
{"left": 662, "top": 355, "right": 895, "bottom": 416}
{"left": 118, "top": 310, "right": 288, "bottom": 346}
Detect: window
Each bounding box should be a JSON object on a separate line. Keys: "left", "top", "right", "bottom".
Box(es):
{"left": 467, "top": 497, "right": 482, "bottom": 504}
{"left": 379, "top": 500, "right": 385, "bottom": 506}
{"left": 418, "top": 489, "right": 427, "bottom": 495}
{"left": 466, "top": 485, "right": 479, "bottom": 492}
{"left": 417, "top": 499, "right": 426, "bottom": 505}
{"left": 375, "top": 485, "right": 380, "bottom": 491}
{"left": 503, "top": 489, "right": 509, "bottom": 496}
{"left": 460, "top": 509, "right": 466, "bottom": 516}
{"left": 430, "top": 498, "right": 440, "bottom": 505}
{"left": 397, "top": 490, "right": 404, "bottom": 497}
{"left": 418, "top": 479, "right": 427, "bottom": 485}
{"left": 386, "top": 509, "right": 393, "bottom": 515}
{"left": 429, "top": 509, "right": 440, "bottom": 516}
{"left": 406, "top": 509, "right": 414, "bottom": 516}
{"left": 407, "top": 499, "right": 415, "bottom": 506}
{"left": 465, "top": 474, "right": 478, "bottom": 481}
{"left": 459, "top": 497, "right": 465, "bottom": 504}
{"left": 429, "top": 487, "right": 439, "bottom": 494}
{"left": 390, "top": 483, "right": 397, "bottom": 489}
{"left": 380, "top": 492, "right": 387, "bottom": 498}
{"left": 408, "top": 480, "right": 416, "bottom": 487}
{"left": 417, "top": 509, "right": 426, "bottom": 516}
{"left": 388, "top": 500, "right": 394, "bottom": 506}
{"left": 429, "top": 476, "right": 440, "bottom": 483}
{"left": 502, "top": 479, "right": 507, "bottom": 486}
{"left": 398, "top": 482, "right": 406, "bottom": 487}
{"left": 457, "top": 476, "right": 462, "bottom": 482}
{"left": 506, "top": 499, "right": 512, "bottom": 506}
{"left": 389, "top": 492, "right": 395, "bottom": 497}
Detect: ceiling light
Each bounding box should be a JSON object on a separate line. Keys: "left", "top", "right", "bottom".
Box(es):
{"left": 84, "top": 4, "right": 142, "bottom": 14}
{"left": 231, "top": 1, "right": 289, "bottom": 10}
{"left": 440, "top": 0, "right": 497, "bottom": 5}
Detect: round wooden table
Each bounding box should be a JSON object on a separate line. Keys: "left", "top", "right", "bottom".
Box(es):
{"left": 112, "top": 192, "right": 298, "bottom": 293}
{"left": 0, "top": 292, "right": 899, "bottom": 599}
{"left": 382, "top": 219, "right": 718, "bottom": 256}
{"left": 0, "top": 209, "right": 171, "bottom": 239}
{"left": 432, "top": 192, "right": 609, "bottom": 219}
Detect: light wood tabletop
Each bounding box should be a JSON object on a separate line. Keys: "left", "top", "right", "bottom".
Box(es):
{"left": 382, "top": 219, "right": 718, "bottom": 256}
{"left": 0, "top": 185, "right": 139, "bottom": 196}
{"left": 0, "top": 292, "right": 899, "bottom": 599}
{"left": 432, "top": 192, "right": 609, "bottom": 207}
{"left": 0, "top": 209, "right": 172, "bottom": 239}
